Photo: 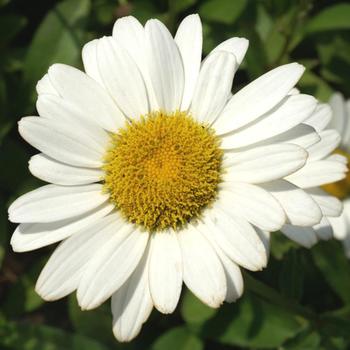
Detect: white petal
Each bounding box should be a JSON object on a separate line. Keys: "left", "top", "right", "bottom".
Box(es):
{"left": 305, "top": 103, "right": 332, "bottom": 132}
{"left": 327, "top": 153, "right": 347, "bottom": 164}
{"left": 48, "top": 64, "right": 125, "bottom": 132}
{"left": 260, "top": 180, "right": 322, "bottom": 226}
{"left": 281, "top": 224, "right": 318, "bottom": 248}
{"left": 111, "top": 244, "right": 153, "bottom": 342}
{"left": 307, "top": 130, "right": 341, "bottom": 161}
{"left": 255, "top": 228, "right": 270, "bottom": 258}
{"left": 214, "top": 63, "right": 305, "bottom": 134}
{"left": 329, "top": 214, "right": 348, "bottom": 240}
{"left": 77, "top": 225, "right": 149, "bottom": 310}
{"left": 306, "top": 187, "right": 342, "bottom": 217}
{"left": 145, "top": 19, "right": 184, "bottom": 113}
{"left": 197, "top": 226, "right": 243, "bottom": 303}
{"left": 82, "top": 39, "right": 104, "bottom": 85}
{"left": 218, "top": 183, "right": 285, "bottom": 231}
{"left": 112, "top": 16, "right": 145, "bottom": 56}
{"left": 112, "top": 16, "right": 158, "bottom": 111}
{"left": 342, "top": 100, "right": 350, "bottom": 148}
{"left": 329, "top": 93, "right": 346, "bottom": 136}
{"left": 260, "top": 124, "right": 320, "bottom": 149}
{"left": 190, "top": 51, "right": 236, "bottom": 124}
{"left": 313, "top": 217, "right": 333, "bottom": 240}
{"left": 18, "top": 117, "right": 105, "bottom": 168}
{"left": 289, "top": 88, "right": 300, "bottom": 95}
{"left": 178, "top": 224, "right": 226, "bottom": 308}
{"left": 210, "top": 37, "right": 249, "bottom": 65}
{"left": 29, "top": 154, "right": 103, "bottom": 185}
{"left": 148, "top": 230, "right": 182, "bottom": 314}
{"left": 341, "top": 233, "right": 350, "bottom": 259}
{"left": 223, "top": 143, "right": 307, "bottom": 183}
{"left": 203, "top": 206, "right": 267, "bottom": 271}
{"left": 175, "top": 14, "right": 203, "bottom": 110}
{"left": 8, "top": 184, "right": 108, "bottom": 223}
{"left": 10, "top": 203, "right": 114, "bottom": 252}
{"left": 286, "top": 158, "right": 347, "bottom": 188}
{"left": 97, "top": 37, "right": 149, "bottom": 118}
{"left": 220, "top": 94, "right": 317, "bottom": 148}
{"left": 35, "top": 214, "right": 122, "bottom": 300}
{"left": 219, "top": 253, "right": 243, "bottom": 303}
{"left": 36, "top": 94, "right": 110, "bottom": 147}
{"left": 36, "top": 74, "right": 58, "bottom": 96}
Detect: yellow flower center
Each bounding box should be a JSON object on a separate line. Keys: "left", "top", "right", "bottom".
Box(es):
{"left": 103, "top": 111, "right": 222, "bottom": 231}
{"left": 322, "top": 149, "right": 350, "bottom": 199}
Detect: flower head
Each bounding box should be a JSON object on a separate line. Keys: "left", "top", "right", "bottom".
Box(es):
{"left": 8, "top": 14, "right": 324, "bottom": 341}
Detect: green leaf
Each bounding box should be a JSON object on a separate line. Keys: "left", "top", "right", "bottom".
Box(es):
{"left": 0, "top": 0, "right": 11, "bottom": 7}
{"left": 264, "top": 27, "right": 286, "bottom": 64}
{"left": 283, "top": 328, "right": 321, "bottom": 349}
{"left": 181, "top": 289, "right": 217, "bottom": 326}
{"left": 202, "top": 292, "right": 304, "bottom": 348}
{"left": 0, "top": 139, "right": 30, "bottom": 193}
{"left": 279, "top": 249, "right": 304, "bottom": 301}
{"left": 130, "top": 0, "right": 159, "bottom": 25}
{"left": 0, "top": 321, "right": 109, "bottom": 350}
{"left": 23, "top": 0, "right": 90, "bottom": 94}
{"left": 0, "top": 14, "right": 26, "bottom": 46}
{"left": 270, "top": 232, "right": 298, "bottom": 260}
{"left": 173, "top": 0, "right": 197, "bottom": 13}
{"left": 319, "top": 315, "right": 350, "bottom": 340}
{"left": 243, "top": 30, "right": 268, "bottom": 79}
{"left": 311, "top": 241, "right": 350, "bottom": 305}
{"left": 306, "top": 4, "right": 350, "bottom": 33}
{"left": 0, "top": 198, "right": 7, "bottom": 268}
{"left": 199, "top": 0, "right": 247, "bottom": 25}
{"left": 68, "top": 295, "right": 115, "bottom": 346}
{"left": 151, "top": 326, "right": 203, "bottom": 350}
{"left": 255, "top": 4, "right": 273, "bottom": 42}
{"left": 2, "top": 257, "right": 46, "bottom": 316}
{"left": 298, "top": 70, "right": 332, "bottom": 101}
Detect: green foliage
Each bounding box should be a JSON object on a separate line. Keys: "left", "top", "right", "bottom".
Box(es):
{"left": 0, "top": 198, "right": 6, "bottom": 268}
{"left": 199, "top": 0, "right": 247, "bottom": 25}
{"left": 180, "top": 289, "right": 217, "bottom": 326}
{"left": 0, "top": 321, "right": 110, "bottom": 350}
{"left": 312, "top": 241, "right": 350, "bottom": 305}
{"left": 151, "top": 326, "right": 203, "bottom": 350}
{"left": 68, "top": 296, "right": 115, "bottom": 345}
{"left": 23, "top": 0, "right": 90, "bottom": 95}
{"left": 201, "top": 292, "right": 304, "bottom": 348}
{"left": 278, "top": 249, "right": 304, "bottom": 301}
{"left": 1, "top": 0, "right": 350, "bottom": 349}
{"left": 306, "top": 3, "right": 350, "bottom": 33}
{"left": 283, "top": 327, "right": 321, "bottom": 349}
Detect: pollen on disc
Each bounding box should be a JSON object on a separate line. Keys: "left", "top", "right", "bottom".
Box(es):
{"left": 103, "top": 111, "right": 223, "bottom": 231}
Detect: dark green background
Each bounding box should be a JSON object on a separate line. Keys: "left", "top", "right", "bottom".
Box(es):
{"left": 1, "top": 0, "right": 350, "bottom": 349}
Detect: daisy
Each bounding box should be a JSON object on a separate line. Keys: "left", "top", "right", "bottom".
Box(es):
{"left": 9, "top": 14, "right": 324, "bottom": 341}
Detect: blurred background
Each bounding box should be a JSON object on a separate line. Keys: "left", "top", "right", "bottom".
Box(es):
{"left": 1, "top": 0, "right": 350, "bottom": 349}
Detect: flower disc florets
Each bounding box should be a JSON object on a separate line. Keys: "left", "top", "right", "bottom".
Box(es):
{"left": 103, "top": 111, "right": 222, "bottom": 231}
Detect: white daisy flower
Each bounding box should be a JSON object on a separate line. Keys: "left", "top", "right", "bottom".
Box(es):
{"left": 8, "top": 14, "right": 323, "bottom": 341}
{"left": 274, "top": 94, "right": 348, "bottom": 249}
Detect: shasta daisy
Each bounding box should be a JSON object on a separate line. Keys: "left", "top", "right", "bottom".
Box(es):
{"left": 8, "top": 14, "right": 325, "bottom": 341}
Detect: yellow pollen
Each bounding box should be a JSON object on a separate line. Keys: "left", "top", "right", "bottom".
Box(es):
{"left": 103, "top": 111, "right": 223, "bottom": 231}
{"left": 322, "top": 149, "right": 350, "bottom": 199}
